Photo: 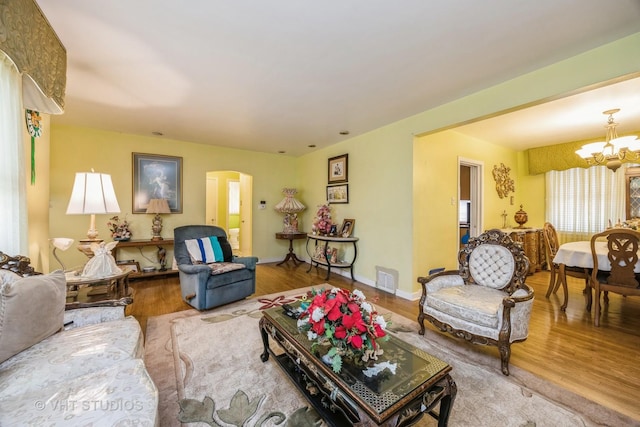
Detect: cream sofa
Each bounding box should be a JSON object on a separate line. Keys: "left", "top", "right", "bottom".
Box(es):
{"left": 0, "top": 261, "right": 158, "bottom": 425}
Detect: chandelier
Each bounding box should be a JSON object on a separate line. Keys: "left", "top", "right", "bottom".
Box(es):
{"left": 575, "top": 108, "right": 640, "bottom": 172}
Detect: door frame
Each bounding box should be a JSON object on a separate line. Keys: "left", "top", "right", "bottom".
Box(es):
{"left": 458, "top": 157, "right": 484, "bottom": 239}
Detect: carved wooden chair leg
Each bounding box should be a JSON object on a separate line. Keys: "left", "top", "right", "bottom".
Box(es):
{"left": 499, "top": 343, "right": 511, "bottom": 376}
{"left": 594, "top": 288, "right": 602, "bottom": 327}
{"left": 417, "top": 313, "right": 426, "bottom": 335}
{"left": 545, "top": 266, "right": 558, "bottom": 298}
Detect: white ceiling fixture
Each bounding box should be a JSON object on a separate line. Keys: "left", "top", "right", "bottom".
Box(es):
{"left": 575, "top": 109, "right": 640, "bottom": 172}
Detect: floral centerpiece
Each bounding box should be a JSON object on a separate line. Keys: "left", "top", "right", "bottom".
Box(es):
{"left": 107, "top": 215, "right": 132, "bottom": 241}
{"left": 312, "top": 203, "right": 332, "bottom": 235}
{"left": 297, "top": 288, "right": 389, "bottom": 373}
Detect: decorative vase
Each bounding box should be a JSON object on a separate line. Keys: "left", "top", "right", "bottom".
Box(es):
{"left": 514, "top": 205, "right": 528, "bottom": 228}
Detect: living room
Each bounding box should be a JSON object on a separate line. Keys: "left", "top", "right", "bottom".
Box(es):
{"left": 15, "top": 31, "right": 640, "bottom": 303}
{"left": 3, "top": 1, "right": 640, "bottom": 425}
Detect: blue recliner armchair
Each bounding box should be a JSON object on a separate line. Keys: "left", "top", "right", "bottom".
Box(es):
{"left": 174, "top": 225, "right": 258, "bottom": 311}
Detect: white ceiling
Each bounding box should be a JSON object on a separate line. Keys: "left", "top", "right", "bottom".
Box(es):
{"left": 36, "top": 0, "right": 640, "bottom": 156}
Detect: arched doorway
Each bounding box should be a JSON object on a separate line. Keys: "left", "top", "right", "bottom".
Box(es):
{"left": 205, "top": 171, "right": 253, "bottom": 256}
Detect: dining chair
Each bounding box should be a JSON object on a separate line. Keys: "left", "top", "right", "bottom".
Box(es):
{"left": 589, "top": 228, "right": 640, "bottom": 327}
{"left": 542, "top": 222, "right": 589, "bottom": 311}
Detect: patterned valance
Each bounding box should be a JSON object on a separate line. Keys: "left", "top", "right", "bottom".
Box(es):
{"left": 526, "top": 141, "right": 589, "bottom": 175}
{"left": 0, "top": 0, "right": 66, "bottom": 114}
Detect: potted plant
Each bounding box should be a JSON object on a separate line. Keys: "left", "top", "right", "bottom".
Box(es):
{"left": 107, "top": 215, "right": 132, "bottom": 241}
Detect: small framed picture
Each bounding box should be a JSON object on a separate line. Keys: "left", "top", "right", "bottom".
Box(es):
{"left": 339, "top": 219, "right": 355, "bottom": 237}
{"left": 117, "top": 260, "right": 140, "bottom": 273}
{"left": 327, "top": 184, "right": 349, "bottom": 204}
{"left": 328, "top": 154, "right": 348, "bottom": 183}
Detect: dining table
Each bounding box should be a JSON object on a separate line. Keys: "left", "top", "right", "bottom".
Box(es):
{"left": 552, "top": 239, "right": 640, "bottom": 311}
{"left": 554, "top": 240, "right": 640, "bottom": 273}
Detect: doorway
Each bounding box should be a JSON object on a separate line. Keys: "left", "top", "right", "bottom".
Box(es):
{"left": 458, "top": 158, "right": 483, "bottom": 245}
{"left": 205, "top": 171, "right": 253, "bottom": 256}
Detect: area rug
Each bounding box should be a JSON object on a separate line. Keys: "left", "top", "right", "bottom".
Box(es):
{"left": 144, "top": 286, "right": 636, "bottom": 426}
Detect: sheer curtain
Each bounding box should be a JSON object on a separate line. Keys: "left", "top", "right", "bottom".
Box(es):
{"left": 546, "top": 164, "right": 631, "bottom": 244}
{"left": 0, "top": 51, "right": 28, "bottom": 254}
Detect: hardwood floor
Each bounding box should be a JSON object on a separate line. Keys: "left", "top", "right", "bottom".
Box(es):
{"left": 126, "top": 262, "right": 640, "bottom": 422}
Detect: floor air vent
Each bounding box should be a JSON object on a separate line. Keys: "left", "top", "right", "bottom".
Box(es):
{"left": 375, "top": 266, "right": 398, "bottom": 294}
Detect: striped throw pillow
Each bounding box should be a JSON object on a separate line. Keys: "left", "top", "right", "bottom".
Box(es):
{"left": 185, "top": 236, "right": 225, "bottom": 263}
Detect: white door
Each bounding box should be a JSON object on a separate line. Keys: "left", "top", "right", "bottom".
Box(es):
{"left": 239, "top": 173, "right": 253, "bottom": 256}
{"left": 205, "top": 176, "right": 218, "bottom": 226}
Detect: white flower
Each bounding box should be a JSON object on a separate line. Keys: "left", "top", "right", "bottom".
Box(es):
{"left": 374, "top": 315, "right": 387, "bottom": 329}
{"left": 311, "top": 307, "right": 325, "bottom": 322}
{"left": 307, "top": 330, "right": 318, "bottom": 340}
{"left": 352, "top": 289, "right": 365, "bottom": 301}
{"left": 297, "top": 317, "right": 309, "bottom": 328}
{"left": 360, "top": 302, "right": 373, "bottom": 313}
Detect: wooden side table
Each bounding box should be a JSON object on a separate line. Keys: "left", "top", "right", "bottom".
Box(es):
{"left": 275, "top": 232, "right": 307, "bottom": 266}
{"left": 65, "top": 270, "right": 133, "bottom": 310}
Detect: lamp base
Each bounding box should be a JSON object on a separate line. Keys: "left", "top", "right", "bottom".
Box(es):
{"left": 77, "top": 239, "right": 104, "bottom": 258}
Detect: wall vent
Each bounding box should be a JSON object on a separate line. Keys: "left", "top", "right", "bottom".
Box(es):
{"left": 375, "top": 266, "right": 398, "bottom": 294}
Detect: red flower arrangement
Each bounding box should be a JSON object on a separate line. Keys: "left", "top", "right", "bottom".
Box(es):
{"left": 297, "top": 287, "right": 389, "bottom": 373}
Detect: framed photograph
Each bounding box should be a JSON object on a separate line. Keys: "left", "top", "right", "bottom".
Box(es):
{"left": 132, "top": 153, "right": 183, "bottom": 213}
{"left": 327, "top": 184, "right": 349, "bottom": 204}
{"left": 328, "top": 154, "right": 348, "bottom": 183}
{"left": 339, "top": 219, "right": 355, "bottom": 237}
{"left": 117, "top": 260, "right": 140, "bottom": 273}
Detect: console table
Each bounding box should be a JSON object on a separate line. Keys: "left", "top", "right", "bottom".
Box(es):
{"left": 65, "top": 270, "right": 132, "bottom": 310}
{"left": 111, "top": 239, "right": 178, "bottom": 279}
{"left": 259, "top": 305, "right": 456, "bottom": 426}
{"left": 306, "top": 234, "right": 359, "bottom": 280}
{"left": 275, "top": 231, "right": 307, "bottom": 266}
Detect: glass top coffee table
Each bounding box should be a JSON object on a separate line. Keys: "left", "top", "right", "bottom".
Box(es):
{"left": 259, "top": 305, "right": 456, "bottom": 426}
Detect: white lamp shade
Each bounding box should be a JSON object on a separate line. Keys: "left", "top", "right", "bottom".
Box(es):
{"left": 66, "top": 172, "right": 121, "bottom": 214}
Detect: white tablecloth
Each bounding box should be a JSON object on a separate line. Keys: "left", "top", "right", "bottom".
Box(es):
{"left": 553, "top": 240, "right": 640, "bottom": 272}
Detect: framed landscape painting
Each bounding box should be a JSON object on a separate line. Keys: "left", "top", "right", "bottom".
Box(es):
{"left": 327, "top": 184, "right": 349, "bottom": 204}
{"left": 132, "top": 153, "right": 183, "bottom": 213}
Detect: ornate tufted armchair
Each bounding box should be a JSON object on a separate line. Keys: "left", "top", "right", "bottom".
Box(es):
{"left": 418, "top": 229, "right": 534, "bottom": 375}
{"left": 174, "top": 225, "right": 258, "bottom": 311}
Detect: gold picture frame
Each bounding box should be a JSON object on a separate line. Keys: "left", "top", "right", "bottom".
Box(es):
{"left": 328, "top": 154, "right": 348, "bottom": 183}
{"left": 132, "top": 152, "right": 183, "bottom": 213}
{"left": 339, "top": 219, "right": 355, "bottom": 237}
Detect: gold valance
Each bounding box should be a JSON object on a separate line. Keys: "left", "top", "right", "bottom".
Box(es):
{"left": 527, "top": 132, "right": 640, "bottom": 175}
{"left": 526, "top": 141, "right": 589, "bottom": 174}
{"left": 0, "top": 0, "right": 66, "bottom": 113}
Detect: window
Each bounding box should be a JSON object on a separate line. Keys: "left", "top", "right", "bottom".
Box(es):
{"left": 0, "top": 52, "right": 28, "bottom": 254}
{"left": 546, "top": 165, "right": 631, "bottom": 243}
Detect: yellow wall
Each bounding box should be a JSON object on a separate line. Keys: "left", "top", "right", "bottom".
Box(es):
{"left": 26, "top": 114, "right": 51, "bottom": 272}
{"left": 414, "top": 130, "right": 525, "bottom": 273}
{"left": 49, "top": 125, "right": 298, "bottom": 270}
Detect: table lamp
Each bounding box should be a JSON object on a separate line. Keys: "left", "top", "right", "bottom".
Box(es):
{"left": 274, "top": 188, "right": 305, "bottom": 233}
{"left": 50, "top": 237, "right": 74, "bottom": 271}
{"left": 66, "top": 171, "right": 121, "bottom": 257}
{"left": 146, "top": 198, "right": 171, "bottom": 240}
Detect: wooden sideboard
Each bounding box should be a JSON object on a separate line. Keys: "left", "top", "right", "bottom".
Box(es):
{"left": 111, "top": 239, "right": 178, "bottom": 279}
{"left": 500, "top": 228, "right": 545, "bottom": 274}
